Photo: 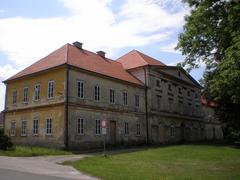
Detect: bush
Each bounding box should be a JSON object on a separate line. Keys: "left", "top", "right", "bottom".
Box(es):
{"left": 0, "top": 129, "right": 13, "bottom": 150}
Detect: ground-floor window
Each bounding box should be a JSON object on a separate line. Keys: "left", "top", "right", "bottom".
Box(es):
{"left": 77, "top": 118, "right": 84, "bottom": 135}
{"left": 171, "top": 125, "right": 175, "bottom": 137}
{"left": 33, "top": 119, "right": 39, "bottom": 135}
{"left": 21, "top": 120, "right": 27, "bottom": 136}
{"left": 95, "top": 119, "right": 101, "bottom": 135}
{"left": 137, "top": 123, "right": 141, "bottom": 136}
{"left": 46, "top": 118, "right": 52, "bottom": 135}
{"left": 10, "top": 121, "right": 16, "bottom": 136}
{"left": 124, "top": 122, "right": 129, "bottom": 135}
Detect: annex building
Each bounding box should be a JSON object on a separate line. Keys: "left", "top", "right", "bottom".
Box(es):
{"left": 3, "top": 42, "right": 223, "bottom": 149}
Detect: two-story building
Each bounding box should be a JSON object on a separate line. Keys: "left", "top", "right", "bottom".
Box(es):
{"left": 3, "top": 42, "right": 223, "bottom": 149}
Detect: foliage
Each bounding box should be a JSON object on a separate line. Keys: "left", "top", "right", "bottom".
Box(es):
{"left": 64, "top": 145, "right": 240, "bottom": 180}
{"left": 0, "top": 145, "right": 72, "bottom": 157}
{"left": 0, "top": 129, "right": 13, "bottom": 150}
{"left": 177, "top": 0, "right": 240, "bottom": 131}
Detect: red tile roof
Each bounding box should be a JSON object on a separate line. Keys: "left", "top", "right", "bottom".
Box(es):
{"left": 5, "top": 44, "right": 143, "bottom": 86}
{"left": 117, "top": 50, "right": 166, "bottom": 70}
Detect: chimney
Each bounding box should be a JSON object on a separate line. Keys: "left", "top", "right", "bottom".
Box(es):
{"left": 97, "top": 51, "right": 106, "bottom": 58}
{"left": 73, "top": 41, "right": 83, "bottom": 49}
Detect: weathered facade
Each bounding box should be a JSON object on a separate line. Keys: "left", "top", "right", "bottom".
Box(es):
{"left": 3, "top": 42, "right": 223, "bottom": 149}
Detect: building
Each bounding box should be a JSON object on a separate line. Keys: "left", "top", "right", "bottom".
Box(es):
{"left": 3, "top": 42, "right": 223, "bottom": 149}
{"left": 0, "top": 111, "right": 3, "bottom": 129}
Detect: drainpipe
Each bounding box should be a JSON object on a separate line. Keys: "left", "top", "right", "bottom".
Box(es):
{"left": 64, "top": 66, "right": 69, "bottom": 149}
{"left": 144, "top": 67, "right": 149, "bottom": 145}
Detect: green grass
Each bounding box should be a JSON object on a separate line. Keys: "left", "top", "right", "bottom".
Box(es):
{"left": 0, "top": 146, "right": 72, "bottom": 157}
{"left": 64, "top": 145, "right": 240, "bottom": 180}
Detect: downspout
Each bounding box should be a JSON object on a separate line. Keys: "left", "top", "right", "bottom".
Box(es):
{"left": 64, "top": 66, "right": 69, "bottom": 149}
{"left": 144, "top": 67, "right": 149, "bottom": 145}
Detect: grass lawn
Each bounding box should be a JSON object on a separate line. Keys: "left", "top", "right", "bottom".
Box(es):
{"left": 64, "top": 145, "right": 240, "bottom": 180}
{"left": 0, "top": 146, "right": 72, "bottom": 157}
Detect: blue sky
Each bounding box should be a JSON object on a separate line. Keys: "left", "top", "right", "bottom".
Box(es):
{"left": 0, "top": 0, "right": 204, "bottom": 111}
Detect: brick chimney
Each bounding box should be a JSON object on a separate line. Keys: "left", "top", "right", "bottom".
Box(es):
{"left": 73, "top": 41, "right": 83, "bottom": 49}
{"left": 97, "top": 51, "right": 106, "bottom": 58}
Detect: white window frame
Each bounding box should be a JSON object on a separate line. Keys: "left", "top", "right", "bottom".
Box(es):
{"left": 135, "top": 95, "right": 140, "bottom": 107}
{"left": 94, "top": 85, "right": 100, "bottom": 101}
{"left": 77, "top": 81, "right": 84, "bottom": 99}
{"left": 137, "top": 123, "right": 141, "bottom": 136}
{"left": 46, "top": 118, "right": 52, "bottom": 135}
{"left": 76, "top": 118, "right": 84, "bottom": 135}
{"left": 10, "top": 121, "right": 16, "bottom": 136}
{"left": 33, "top": 119, "right": 39, "bottom": 135}
{"left": 124, "top": 122, "right": 129, "bottom": 135}
{"left": 110, "top": 88, "right": 115, "bottom": 104}
{"left": 95, "top": 119, "right": 101, "bottom": 135}
{"left": 34, "top": 84, "right": 41, "bottom": 101}
{"left": 47, "top": 81, "right": 54, "bottom": 99}
{"left": 23, "top": 87, "right": 29, "bottom": 103}
{"left": 21, "top": 120, "right": 27, "bottom": 136}
{"left": 123, "top": 91, "right": 128, "bottom": 105}
{"left": 12, "top": 90, "right": 17, "bottom": 104}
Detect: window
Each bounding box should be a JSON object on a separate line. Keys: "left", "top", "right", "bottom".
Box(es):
{"left": 124, "top": 122, "right": 129, "bottom": 135}
{"left": 168, "top": 84, "right": 172, "bottom": 91}
{"left": 48, "top": 81, "right": 54, "bottom": 99}
{"left": 95, "top": 119, "right": 101, "bottom": 135}
{"left": 178, "top": 87, "right": 182, "bottom": 95}
{"left": 21, "top": 120, "right": 27, "bottom": 136}
{"left": 157, "top": 95, "right": 161, "bottom": 109}
{"left": 33, "top": 119, "right": 39, "bottom": 135}
{"left": 94, "top": 85, "right": 100, "bottom": 101}
{"left": 110, "top": 89, "right": 115, "bottom": 104}
{"left": 77, "top": 118, "right": 84, "bottom": 135}
{"left": 34, "top": 84, "right": 41, "bottom": 101}
{"left": 123, "top": 91, "right": 128, "bottom": 105}
{"left": 46, "top": 118, "right": 52, "bottom": 135}
{"left": 137, "top": 123, "right": 140, "bottom": 136}
{"left": 187, "top": 91, "right": 190, "bottom": 97}
{"left": 135, "top": 95, "right": 139, "bottom": 107}
{"left": 10, "top": 121, "right": 16, "bottom": 136}
{"left": 195, "top": 93, "right": 198, "bottom": 99}
{"left": 23, "top": 87, "right": 28, "bottom": 103}
{"left": 12, "top": 91, "right": 17, "bottom": 104}
{"left": 77, "top": 81, "right": 84, "bottom": 98}
{"left": 168, "top": 98, "right": 174, "bottom": 112}
{"left": 171, "top": 126, "right": 175, "bottom": 137}
{"left": 156, "top": 79, "right": 161, "bottom": 87}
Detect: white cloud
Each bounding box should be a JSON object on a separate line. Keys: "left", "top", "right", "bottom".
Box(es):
{"left": 0, "top": 9, "right": 7, "bottom": 13}
{"left": 159, "top": 41, "right": 180, "bottom": 54}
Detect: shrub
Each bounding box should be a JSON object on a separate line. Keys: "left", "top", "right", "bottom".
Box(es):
{"left": 0, "top": 129, "right": 13, "bottom": 150}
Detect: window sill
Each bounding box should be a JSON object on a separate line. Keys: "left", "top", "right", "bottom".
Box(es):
{"left": 21, "top": 134, "right": 27, "bottom": 137}
{"left": 32, "top": 134, "right": 39, "bottom": 137}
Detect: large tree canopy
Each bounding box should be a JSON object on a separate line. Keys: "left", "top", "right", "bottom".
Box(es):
{"left": 177, "top": 0, "right": 240, "bottom": 132}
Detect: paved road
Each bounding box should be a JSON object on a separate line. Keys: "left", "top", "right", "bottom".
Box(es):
{"left": 0, "top": 155, "right": 97, "bottom": 180}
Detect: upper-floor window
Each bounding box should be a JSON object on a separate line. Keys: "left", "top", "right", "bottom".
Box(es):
{"left": 178, "top": 87, "right": 182, "bottom": 95}
{"left": 21, "top": 120, "right": 27, "bottom": 136}
{"left": 157, "top": 95, "right": 161, "bottom": 109}
{"left": 33, "top": 119, "right": 39, "bottom": 135}
{"left": 187, "top": 91, "right": 190, "bottom": 97}
{"left": 10, "top": 121, "right": 16, "bottom": 136}
{"left": 168, "top": 84, "right": 172, "bottom": 91}
{"left": 48, "top": 81, "right": 54, "bottom": 99}
{"left": 95, "top": 119, "right": 101, "bottom": 135}
{"left": 23, "top": 87, "right": 28, "bottom": 103}
{"left": 46, "top": 118, "right": 52, "bottom": 135}
{"left": 12, "top": 91, "right": 17, "bottom": 104}
{"left": 110, "top": 89, "right": 115, "bottom": 104}
{"left": 137, "top": 123, "right": 140, "bottom": 136}
{"left": 34, "top": 84, "right": 41, "bottom": 101}
{"left": 76, "top": 118, "right": 84, "bottom": 135}
{"left": 195, "top": 93, "right": 198, "bottom": 99}
{"left": 156, "top": 79, "right": 161, "bottom": 87}
{"left": 94, "top": 85, "right": 100, "bottom": 101}
{"left": 124, "top": 122, "right": 129, "bottom": 135}
{"left": 77, "top": 81, "right": 84, "bottom": 98}
{"left": 123, "top": 91, "right": 128, "bottom": 105}
{"left": 135, "top": 95, "right": 139, "bottom": 107}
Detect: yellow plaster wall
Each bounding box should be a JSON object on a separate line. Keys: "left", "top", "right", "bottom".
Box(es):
{"left": 4, "top": 105, "right": 65, "bottom": 148}
{"left": 5, "top": 67, "right": 66, "bottom": 111}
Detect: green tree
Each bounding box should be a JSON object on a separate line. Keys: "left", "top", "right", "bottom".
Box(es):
{"left": 177, "top": 0, "right": 240, "bottom": 134}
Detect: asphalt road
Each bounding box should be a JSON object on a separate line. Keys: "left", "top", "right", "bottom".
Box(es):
{"left": 0, "top": 168, "right": 70, "bottom": 180}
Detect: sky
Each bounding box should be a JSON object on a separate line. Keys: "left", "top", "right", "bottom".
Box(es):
{"left": 0, "top": 0, "right": 205, "bottom": 111}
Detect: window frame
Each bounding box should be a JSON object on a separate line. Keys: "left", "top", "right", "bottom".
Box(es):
{"left": 95, "top": 119, "right": 101, "bottom": 135}
{"left": 76, "top": 118, "right": 84, "bottom": 135}
{"left": 23, "top": 87, "right": 29, "bottom": 103}
{"left": 47, "top": 80, "right": 54, "bottom": 99}
{"left": 34, "top": 84, "right": 41, "bottom": 101}
{"left": 33, "top": 119, "right": 39, "bottom": 135}
{"left": 12, "top": 90, "right": 17, "bottom": 105}
{"left": 123, "top": 91, "right": 128, "bottom": 105}
{"left": 136, "top": 123, "right": 141, "bottom": 136}
{"left": 77, "top": 80, "right": 84, "bottom": 99}
{"left": 135, "top": 95, "right": 140, "bottom": 107}
{"left": 46, "top": 118, "right": 53, "bottom": 135}
{"left": 10, "top": 121, "right": 16, "bottom": 136}
{"left": 21, "top": 120, "right": 27, "bottom": 136}
{"left": 110, "top": 88, "right": 115, "bottom": 104}
{"left": 94, "top": 85, "right": 100, "bottom": 101}
{"left": 124, "top": 122, "right": 129, "bottom": 135}
{"left": 170, "top": 125, "right": 175, "bottom": 137}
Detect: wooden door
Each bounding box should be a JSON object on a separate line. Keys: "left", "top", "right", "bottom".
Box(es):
{"left": 110, "top": 121, "right": 116, "bottom": 145}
